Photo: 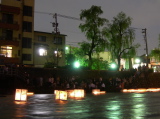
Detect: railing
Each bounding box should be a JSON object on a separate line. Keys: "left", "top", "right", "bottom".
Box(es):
{"left": 0, "top": 21, "right": 19, "bottom": 30}
{"left": 0, "top": 36, "right": 18, "bottom": 41}
{"left": 0, "top": 20, "right": 18, "bottom": 25}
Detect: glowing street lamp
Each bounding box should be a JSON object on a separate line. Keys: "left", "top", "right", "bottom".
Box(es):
{"left": 110, "top": 62, "right": 117, "bottom": 70}
{"left": 74, "top": 61, "right": 80, "bottom": 68}
{"left": 135, "top": 58, "right": 140, "bottom": 64}
{"left": 65, "top": 47, "right": 69, "bottom": 50}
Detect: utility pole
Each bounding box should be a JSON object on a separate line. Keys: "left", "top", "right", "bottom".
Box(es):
{"left": 52, "top": 13, "right": 60, "bottom": 67}
{"left": 142, "top": 28, "right": 149, "bottom": 67}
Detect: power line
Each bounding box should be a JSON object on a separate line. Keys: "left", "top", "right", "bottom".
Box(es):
{"left": 35, "top": 11, "right": 82, "bottom": 21}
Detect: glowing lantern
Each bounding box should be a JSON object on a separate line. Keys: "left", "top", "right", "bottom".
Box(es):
{"left": 100, "top": 91, "right": 106, "bottom": 94}
{"left": 15, "top": 89, "right": 28, "bottom": 101}
{"left": 147, "top": 88, "right": 160, "bottom": 92}
{"left": 27, "top": 92, "right": 34, "bottom": 96}
{"left": 54, "top": 90, "right": 58, "bottom": 95}
{"left": 137, "top": 88, "right": 147, "bottom": 92}
{"left": 55, "top": 90, "right": 67, "bottom": 100}
{"left": 122, "top": 89, "right": 128, "bottom": 93}
{"left": 92, "top": 89, "right": 100, "bottom": 95}
{"left": 74, "top": 89, "right": 84, "bottom": 98}
{"left": 67, "top": 90, "right": 74, "bottom": 97}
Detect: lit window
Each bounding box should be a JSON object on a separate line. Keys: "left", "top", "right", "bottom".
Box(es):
{"left": 0, "top": 46, "right": 12, "bottom": 57}
{"left": 39, "top": 48, "right": 47, "bottom": 56}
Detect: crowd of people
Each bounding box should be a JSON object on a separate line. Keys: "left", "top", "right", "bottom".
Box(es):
{"left": 0, "top": 64, "right": 150, "bottom": 93}
{"left": 23, "top": 74, "right": 137, "bottom": 93}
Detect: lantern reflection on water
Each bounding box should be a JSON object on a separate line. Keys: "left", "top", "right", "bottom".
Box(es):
{"left": 15, "top": 89, "right": 28, "bottom": 101}
{"left": 55, "top": 90, "right": 67, "bottom": 100}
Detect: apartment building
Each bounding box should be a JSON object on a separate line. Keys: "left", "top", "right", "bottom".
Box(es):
{"left": 0, "top": 0, "right": 66, "bottom": 67}
{"left": 34, "top": 31, "right": 66, "bottom": 67}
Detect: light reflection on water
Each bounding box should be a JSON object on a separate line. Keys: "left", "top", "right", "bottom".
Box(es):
{"left": 1, "top": 92, "right": 160, "bottom": 118}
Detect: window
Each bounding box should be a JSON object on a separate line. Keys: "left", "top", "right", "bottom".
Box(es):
{"left": 23, "top": 5, "right": 32, "bottom": 16}
{"left": 38, "top": 36, "right": 46, "bottom": 42}
{"left": 22, "top": 54, "right": 31, "bottom": 61}
{"left": 23, "top": 21, "right": 32, "bottom": 32}
{"left": 53, "top": 37, "right": 62, "bottom": 45}
{"left": 2, "top": 13, "right": 13, "bottom": 24}
{"left": 2, "top": 30, "right": 13, "bottom": 40}
{"left": 54, "top": 49, "right": 63, "bottom": 57}
{"left": 22, "top": 37, "right": 32, "bottom": 48}
{"left": 38, "top": 48, "right": 47, "bottom": 56}
{"left": 0, "top": 46, "right": 12, "bottom": 57}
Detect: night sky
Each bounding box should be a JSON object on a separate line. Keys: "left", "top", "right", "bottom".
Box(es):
{"left": 34, "top": 0, "right": 160, "bottom": 56}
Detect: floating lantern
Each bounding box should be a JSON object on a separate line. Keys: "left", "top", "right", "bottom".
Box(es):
{"left": 27, "top": 92, "right": 34, "bottom": 96}
{"left": 74, "top": 89, "right": 84, "bottom": 98}
{"left": 67, "top": 90, "right": 74, "bottom": 97}
{"left": 122, "top": 88, "right": 160, "bottom": 93}
{"left": 147, "top": 88, "right": 160, "bottom": 92}
{"left": 92, "top": 89, "right": 100, "bottom": 95}
{"left": 92, "top": 89, "right": 106, "bottom": 95}
{"left": 55, "top": 90, "right": 67, "bottom": 100}
{"left": 137, "top": 88, "right": 147, "bottom": 92}
{"left": 100, "top": 91, "right": 106, "bottom": 94}
{"left": 54, "top": 90, "right": 58, "bottom": 95}
{"left": 15, "top": 89, "right": 28, "bottom": 101}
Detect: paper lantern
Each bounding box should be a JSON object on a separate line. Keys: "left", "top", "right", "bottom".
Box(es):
{"left": 15, "top": 89, "right": 28, "bottom": 101}
{"left": 100, "top": 91, "right": 106, "bottom": 94}
{"left": 137, "top": 88, "right": 147, "bottom": 92}
{"left": 74, "top": 89, "right": 84, "bottom": 98}
{"left": 27, "top": 92, "right": 34, "bottom": 96}
{"left": 67, "top": 90, "right": 74, "bottom": 97}
{"left": 55, "top": 90, "right": 67, "bottom": 100}
{"left": 92, "top": 89, "right": 100, "bottom": 95}
{"left": 54, "top": 90, "right": 58, "bottom": 95}
{"left": 147, "top": 88, "right": 160, "bottom": 92}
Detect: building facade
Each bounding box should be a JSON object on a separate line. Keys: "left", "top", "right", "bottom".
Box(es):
{"left": 0, "top": 0, "right": 66, "bottom": 67}
{"left": 34, "top": 31, "right": 66, "bottom": 67}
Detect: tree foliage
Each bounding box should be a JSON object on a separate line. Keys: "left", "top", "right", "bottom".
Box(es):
{"left": 103, "top": 11, "right": 139, "bottom": 70}
{"left": 150, "top": 48, "right": 160, "bottom": 62}
{"left": 79, "top": 5, "right": 108, "bottom": 69}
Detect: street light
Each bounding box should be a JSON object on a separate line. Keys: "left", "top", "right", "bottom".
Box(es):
{"left": 110, "top": 62, "right": 117, "bottom": 70}
{"left": 74, "top": 61, "right": 80, "bottom": 68}
{"left": 135, "top": 58, "right": 140, "bottom": 64}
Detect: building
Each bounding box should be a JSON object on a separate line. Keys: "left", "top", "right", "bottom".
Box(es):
{"left": 0, "top": 0, "right": 66, "bottom": 67}
{"left": 34, "top": 31, "right": 66, "bottom": 67}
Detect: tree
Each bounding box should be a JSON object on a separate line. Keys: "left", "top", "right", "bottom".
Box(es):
{"left": 103, "top": 11, "right": 139, "bottom": 70}
{"left": 65, "top": 54, "right": 75, "bottom": 66}
{"left": 122, "top": 46, "right": 139, "bottom": 69}
{"left": 79, "top": 5, "right": 108, "bottom": 69}
{"left": 150, "top": 48, "right": 160, "bottom": 62}
{"left": 150, "top": 34, "right": 160, "bottom": 63}
{"left": 44, "top": 47, "right": 62, "bottom": 68}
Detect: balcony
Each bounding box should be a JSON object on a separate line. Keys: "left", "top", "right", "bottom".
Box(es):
{"left": 0, "top": 37, "right": 19, "bottom": 47}
{"left": 0, "top": 5, "right": 20, "bottom": 14}
{"left": 0, "top": 56, "right": 20, "bottom": 64}
{"left": 0, "top": 20, "right": 19, "bottom": 30}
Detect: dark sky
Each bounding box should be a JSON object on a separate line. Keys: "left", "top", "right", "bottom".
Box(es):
{"left": 34, "top": 0, "right": 160, "bottom": 56}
